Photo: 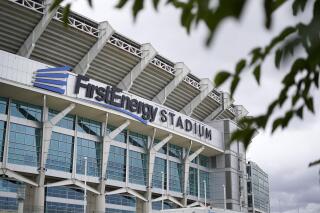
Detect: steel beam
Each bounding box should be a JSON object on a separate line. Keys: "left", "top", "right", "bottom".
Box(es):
{"left": 152, "top": 62, "right": 190, "bottom": 104}
{"left": 180, "top": 78, "right": 214, "bottom": 116}
{"left": 17, "top": 0, "right": 58, "bottom": 58}
{"left": 73, "top": 21, "right": 114, "bottom": 75}
{"left": 117, "top": 43, "right": 157, "bottom": 91}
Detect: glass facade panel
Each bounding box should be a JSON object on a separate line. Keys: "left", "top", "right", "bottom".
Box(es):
{"left": 0, "top": 97, "right": 7, "bottom": 114}
{"left": 0, "top": 179, "right": 18, "bottom": 193}
{"left": 199, "top": 170, "right": 210, "bottom": 198}
{"left": 128, "top": 132, "right": 147, "bottom": 148}
{"left": 189, "top": 167, "right": 198, "bottom": 196}
{"left": 45, "top": 202, "right": 83, "bottom": 213}
{"left": 46, "top": 132, "right": 73, "bottom": 172}
{"left": 106, "top": 209, "right": 135, "bottom": 213}
{"left": 106, "top": 194, "right": 136, "bottom": 207}
{"left": 11, "top": 100, "right": 42, "bottom": 122}
{"left": 8, "top": 123, "right": 41, "bottom": 167}
{"left": 107, "top": 146, "right": 126, "bottom": 182}
{"left": 0, "top": 121, "right": 6, "bottom": 161}
{"left": 168, "top": 144, "right": 182, "bottom": 159}
{"left": 152, "top": 157, "right": 167, "bottom": 189}
{"left": 0, "top": 197, "right": 18, "bottom": 211}
{"left": 152, "top": 201, "right": 178, "bottom": 210}
{"left": 107, "top": 125, "right": 127, "bottom": 143}
{"left": 129, "top": 150, "right": 147, "bottom": 185}
{"left": 77, "top": 138, "right": 101, "bottom": 177}
{"left": 49, "top": 110, "right": 75, "bottom": 130}
{"left": 199, "top": 155, "right": 209, "bottom": 167}
{"left": 77, "top": 117, "right": 101, "bottom": 136}
{"left": 169, "top": 161, "right": 182, "bottom": 192}
{"left": 46, "top": 186, "right": 84, "bottom": 200}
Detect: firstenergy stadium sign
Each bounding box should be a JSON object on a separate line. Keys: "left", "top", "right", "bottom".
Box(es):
{"left": 74, "top": 75, "right": 212, "bottom": 140}
{"left": 32, "top": 67, "right": 219, "bottom": 144}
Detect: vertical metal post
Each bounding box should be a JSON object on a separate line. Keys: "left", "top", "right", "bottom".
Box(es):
{"left": 223, "top": 184, "right": 226, "bottom": 211}
{"left": 161, "top": 171, "right": 164, "bottom": 211}
{"left": 204, "top": 180, "right": 206, "bottom": 207}
{"left": 84, "top": 156, "right": 88, "bottom": 213}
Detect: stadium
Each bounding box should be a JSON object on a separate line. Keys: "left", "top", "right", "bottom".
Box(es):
{"left": 0, "top": 0, "right": 254, "bottom": 212}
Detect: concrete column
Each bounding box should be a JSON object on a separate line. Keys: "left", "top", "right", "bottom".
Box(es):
{"left": 3, "top": 99, "right": 12, "bottom": 167}
{"left": 34, "top": 96, "right": 75, "bottom": 211}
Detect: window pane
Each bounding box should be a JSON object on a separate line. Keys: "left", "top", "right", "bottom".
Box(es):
{"left": 106, "top": 194, "right": 136, "bottom": 207}
{"left": 128, "top": 132, "right": 147, "bottom": 148}
{"left": 46, "top": 132, "right": 73, "bottom": 172}
{"left": 107, "top": 125, "right": 126, "bottom": 143}
{"left": 129, "top": 150, "right": 147, "bottom": 185}
{"left": 46, "top": 186, "right": 84, "bottom": 200}
{"left": 0, "top": 121, "right": 6, "bottom": 161}
{"left": 152, "top": 157, "right": 167, "bottom": 189}
{"left": 188, "top": 167, "right": 198, "bottom": 196}
{"left": 107, "top": 146, "right": 126, "bottom": 182}
{"left": 0, "top": 97, "right": 7, "bottom": 114}
{"left": 77, "top": 117, "right": 101, "bottom": 136}
{"left": 8, "top": 123, "right": 41, "bottom": 167}
{"left": 76, "top": 138, "right": 101, "bottom": 177}
{"left": 168, "top": 144, "right": 182, "bottom": 159}
{"left": 199, "top": 170, "right": 210, "bottom": 198}
{"left": 199, "top": 155, "right": 209, "bottom": 167}
{"left": 169, "top": 161, "right": 182, "bottom": 192}
{"left": 45, "top": 201, "right": 83, "bottom": 213}
{"left": 10, "top": 100, "right": 42, "bottom": 122}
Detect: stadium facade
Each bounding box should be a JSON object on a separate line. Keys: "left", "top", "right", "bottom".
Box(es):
{"left": 247, "top": 162, "right": 270, "bottom": 213}
{"left": 0, "top": 0, "right": 269, "bottom": 212}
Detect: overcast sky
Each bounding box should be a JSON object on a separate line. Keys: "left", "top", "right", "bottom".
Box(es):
{"left": 71, "top": 1, "right": 320, "bottom": 212}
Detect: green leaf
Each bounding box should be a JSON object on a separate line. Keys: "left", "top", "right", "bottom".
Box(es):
{"left": 214, "top": 71, "right": 231, "bottom": 87}
{"left": 235, "top": 59, "right": 246, "bottom": 74}
{"left": 116, "top": 0, "right": 128, "bottom": 8}
{"left": 133, "top": 0, "right": 144, "bottom": 20}
{"left": 292, "top": 0, "right": 308, "bottom": 16}
{"left": 308, "top": 159, "right": 320, "bottom": 167}
{"left": 62, "top": 4, "right": 71, "bottom": 27}
{"left": 305, "top": 97, "right": 314, "bottom": 113}
{"left": 296, "top": 106, "right": 303, "bottom": 119}
{"left": 314, "top": 71, "right": 319, "bottom": 88}
{"left": 253, "top": 65, "right": 261, "bottom": 85}
{"left": 255, "top": 115, "right": 268, "bottom": 129}
{"left": 275, "top": 49, "right": 283, "bottom": 68}
{"left": 230, "top": 76, "right": 240, "bottom": 97}
{"left": 49, "top": 0, "right": 63, "bottom": 12}
{"left": 272, "top": 117, "right": 283, "bottom": 133}
{"left": 282, "top": 110, "right": 293, "bottom": 128}
{"left": 152, "top": 0, "right": 160, "bottom": 10}
{"left": 264, "top": 0, "right": 272, "bottom": 29}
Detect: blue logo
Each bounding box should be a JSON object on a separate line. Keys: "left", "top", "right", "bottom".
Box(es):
{"left": 33, "top": 66, "right": 71, "bottom": 94}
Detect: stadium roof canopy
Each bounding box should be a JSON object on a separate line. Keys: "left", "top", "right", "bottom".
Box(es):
{"left": 0, "top": 0, "right": 248, "bottom": 122}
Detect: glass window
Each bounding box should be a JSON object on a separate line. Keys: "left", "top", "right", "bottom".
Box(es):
{"left": 106, "top": 194, "right": 136, "bottom": 207}
{"left": 106, "top": 209, "right": 135, "bottom": 213}
{"left": 0, "top": 179, "right": 19, "bottom": 193}
{"left": 0, "top": 197, "right": 18, "bottom": 211}
{"left": 10, "top": 100, "right": 42, "bottom": 122}
{"left": 189, "top": 151, "right": 198, "bottom": 164}
{"left": 77, "top": 117, "right": 101, "bottom": 136}
{"left": 46, "top": 132, "right": 73, "bottom": 172}
{"left": 128, "top": 131, "right": 147, "bottom": 148}
{"left": 154, "top": 139, "right": 167, "bottom": 154}
{"left": 129, "top": 150, "right": 147, "bottom": 185}
{"left": 152, "top": 200, "right": 178, "bottom": 210}
{"left": 168, "top": 144, "right": 182, "bottom": 159}
{"left": 152, "top": 157, "right": 167, "bottom": 189}
{"left": 45, "top": 202, "right": 83, "bottom": 213}
{"left": 0, "top": 121, "right": 6, "bottom": 162}
{"left": 46, "top": 186, "right": 84, "bottom": 200}
{"left": 199, "top": 170, "right": 210, "bottom": 198}
{"left": 107, "top": 125, "right": 126, "bottom": 143}
{"left": 107, "top": 146, "right": 126, "bottom": 182}
{"left": 8, "top": 123, "right": 41, "bottom": 167}
{"left": 0, "top": 97, "right": 7, "bottom": 114}
{"left": 169, "top": 161, "right": 182, "bottom": 192}
{"left": 189, "top": 167, "right": 198, "bottom": 196}
{"left": 49, "top": 110, "right": 75, "bottom": 130}
{"left": 199, "top": 155, "right": 209, "bottom": 167}
{"left": 76, "top": 138, "right": 101, "bottom": 177}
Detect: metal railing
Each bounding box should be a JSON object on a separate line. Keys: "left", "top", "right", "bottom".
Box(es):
{"left": 108, "top": 36, "right": 142, "bottom": 58}
{"left": 184, "top": 75, "right": 201, "bottom": 90}
{"left": 150, "top": 58, "right": 175, "bottom": 75}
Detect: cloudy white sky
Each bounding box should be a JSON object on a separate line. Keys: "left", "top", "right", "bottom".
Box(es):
{"left": 70, "top": 0, "right": 320, "bottom": 212}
